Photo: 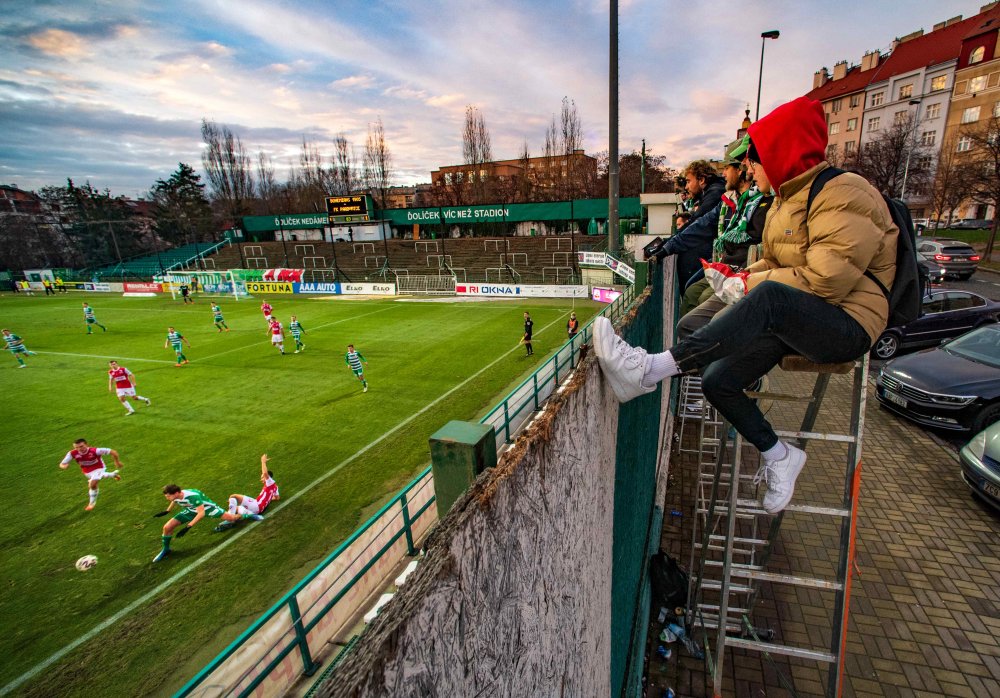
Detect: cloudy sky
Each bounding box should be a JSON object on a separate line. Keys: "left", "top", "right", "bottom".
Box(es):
{"left": 0, "top": 0, "right": 980, "bottom": 198}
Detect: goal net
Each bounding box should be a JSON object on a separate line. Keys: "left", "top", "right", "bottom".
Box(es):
{"left": 159, "top": 270, "right": 246, "bottom": 300}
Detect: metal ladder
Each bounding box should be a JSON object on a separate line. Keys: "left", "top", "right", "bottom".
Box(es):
{"left": 687, "top": 353, "right": 869, "bottom": 698}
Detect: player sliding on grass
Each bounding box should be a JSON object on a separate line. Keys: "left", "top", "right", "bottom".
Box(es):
{"left": 289, "top": 315, "right": 305, "bottom": 353}
{"left": 214, "top": 454, "right": 280, "bottom": 532}
{"left": 211, "top": 303, "right": 229, "bottom": 332}
{"left": 268, "top": 317, "right": 286, "bottom": 355}
{"left": 164, "top": 326, "right": 191, "bottom": 365}
{"left": 3, "top": 328, "right": 36, "bottom": 368}
{"left": 345, "top": 343, "right": 369, "bottom": 392}
{"left": 152, "top": 485, "right": 225, "bottom": 562}
{"left": 107, "top": 360, "right": 151, "bottom": 415}
{"left": 82, "top": 302, "right": 107, "bottom": 334}
{"left": 261, "top": 300, "right": 273, "bottom": 325}
{"left": 59, "top": 438, "right": 124, "bottom": 511}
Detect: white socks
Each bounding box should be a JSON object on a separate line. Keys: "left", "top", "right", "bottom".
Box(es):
{"left": 124, "top": 400, "right": 134, "bottom": 413}
{"left": 761, "top": 441, "right": 788, "bottom": 464}
{"left": 229, "top": 497, "right": 238, "bottom": 514}
{"left": 89, "top": 489, "right": 98, "bottom": 504}
{"left": 103, "top": 470, "right": 119, "bottom": 479}
{"left": 643, "top": 351, "right": 680, "bottom": 386}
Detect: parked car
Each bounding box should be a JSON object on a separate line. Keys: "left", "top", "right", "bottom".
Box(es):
{"left": 919, "top": 258, "right": 947, "bottom": 285}
{"left": 915, "top": 238, "right": 981, "bottom": 279}
{"left": 951, "top": 219, "right": 993, "bottom": 230}
{"left": 875, "top": 324, "right": 1000, "bottom": 433}
{"left": 959, "top": 420, "right": 1000, "bottom": 513}
{"left": 871, "top": 288, "right": 1000, "bottom": 359}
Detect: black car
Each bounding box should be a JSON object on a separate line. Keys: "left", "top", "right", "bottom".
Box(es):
{"left": 915, "top": 238, "right": 981, "bottom": 279}
{"left": 871, "top": 289, "right": 1000, "bottom": 360}
{"left": 875, "top": 324, "right": 1000, "bottom": 433}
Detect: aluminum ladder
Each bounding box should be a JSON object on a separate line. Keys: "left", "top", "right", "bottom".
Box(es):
{"left": 687, "top": 353, "right": 869, "bottom": 698}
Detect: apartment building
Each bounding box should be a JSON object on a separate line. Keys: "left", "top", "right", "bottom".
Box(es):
{"left": 943, "top": 9, "right": 1000, "bottom": 219}
{"left": 810, "top": 51, "right": 886, "bottom": 163}
{"left": 430, "top": 150, "right": 597, "bottom": 200}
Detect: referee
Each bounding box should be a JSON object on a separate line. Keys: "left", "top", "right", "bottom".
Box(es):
{"left": 522, "top": 312, "right": 534, "bottom": 356}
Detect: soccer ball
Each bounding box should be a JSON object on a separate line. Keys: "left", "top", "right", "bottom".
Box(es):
{"left": 75, "top": 555, "right": 98, "bottom": 572}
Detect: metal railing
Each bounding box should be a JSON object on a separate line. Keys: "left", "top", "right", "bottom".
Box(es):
{"left": 175, "top": 469, "right": 436, "bottom": 698}
{"left": 480, "top": 282, "right": 638, "bottom": 451}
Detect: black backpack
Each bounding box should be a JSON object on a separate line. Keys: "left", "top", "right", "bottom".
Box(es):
{"left": 807, "top": 167, "right": 925, "bottom": 328}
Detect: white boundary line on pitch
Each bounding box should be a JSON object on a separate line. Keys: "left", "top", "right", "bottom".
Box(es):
{"left": 35, "top": 351, "right": 175, "bottom": 365}
{"left": 1, "top": 313, "right": 568, "bottom": 696}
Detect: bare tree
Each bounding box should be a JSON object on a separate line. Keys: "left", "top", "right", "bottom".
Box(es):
{"left": 254, "top": 150, "right": 282, "bottom": 214}
{"left": 931, "top": 136, "right": 976, "bottom": 227}
{"left": 363, "top": 117, "right": 393, "bottom": 209}
{"left": 200, "top": 119, "right": 256, "bottom": 224}
{"left": 850, "top": 114, "right": 930, "bottom": 198}
{"left": 462, "top": 106, "right": 493, "bottom": 204}
{"left": 962, "top": 113, "right": 1000, "bottom": 260}
{"left": 332, "top": 133, "right": 357, "bottom": 195}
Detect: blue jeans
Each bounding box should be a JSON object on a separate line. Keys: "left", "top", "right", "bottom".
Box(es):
{"left": 671, "top": 281, "right": 872, "bottom": 451}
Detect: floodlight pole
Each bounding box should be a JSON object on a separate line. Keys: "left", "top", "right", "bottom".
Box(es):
{"left": 608, "top": 0, "right": 620, "bottom": 254}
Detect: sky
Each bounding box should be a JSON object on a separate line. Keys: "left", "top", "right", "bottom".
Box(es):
{"left": 0, "top": 0, "right": 983, "bottom": 198}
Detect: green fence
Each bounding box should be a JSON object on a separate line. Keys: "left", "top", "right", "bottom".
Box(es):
{"left": 177, "top": 279, "right": 647, "bottom": 698}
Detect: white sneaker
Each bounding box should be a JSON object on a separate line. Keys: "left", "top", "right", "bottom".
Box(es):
{"left": 592, "top": 317, "right": 655, "bottom": 403}
{"left": 754, "top": 443, "right": 807, "bottom": 514}
{"left": 143, "top": 398, "right": 152, "bottom": 406}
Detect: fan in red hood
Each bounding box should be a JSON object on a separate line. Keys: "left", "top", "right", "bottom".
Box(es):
{"left": 746, "top": 96, "right": 828, "bottom": 192}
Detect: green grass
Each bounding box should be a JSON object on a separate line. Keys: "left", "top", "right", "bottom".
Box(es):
{"left": 0, "top": 291, "right": 601, "bottom": 697}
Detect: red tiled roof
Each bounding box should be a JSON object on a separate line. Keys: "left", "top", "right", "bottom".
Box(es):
{"left": 805, "top": 59, "right": 886, "bottom": 101}
{"left": 805, "top": 5, "right": 1000, "bottom": 102}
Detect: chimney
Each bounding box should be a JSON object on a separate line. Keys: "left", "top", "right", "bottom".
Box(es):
{"left": 833, "top": 60, "right": 848, "bottom": 80}
{"left": 861, "top": 50, "right": 880, "bottom": 71}
{"left": 983, "top": 3, "right": 1000, "bottom": 12}
{"left": 945, "top": 15, "right": 964, "bottom": 27}
{"left": 813, "top": 67, "right": 830, "bottom": 89}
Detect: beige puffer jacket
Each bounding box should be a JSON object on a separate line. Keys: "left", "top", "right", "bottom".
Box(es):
{"left": 745, "top": 162, "right": 898, "bottom": 343}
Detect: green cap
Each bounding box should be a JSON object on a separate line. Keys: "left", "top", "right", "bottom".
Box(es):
{"left": 728, "top": 134, "right": 750, "bottom": 161}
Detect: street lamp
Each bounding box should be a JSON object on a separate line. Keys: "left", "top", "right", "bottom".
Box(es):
{"left": 756, "top": 30, "right": 780, "bottom": 121}
{"left": 900, "top": 98, "right": 922, "bottom": 201}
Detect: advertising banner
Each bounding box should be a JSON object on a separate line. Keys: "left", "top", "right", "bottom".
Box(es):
{"left": 245, "top": 281, "right": 296, "bottom": 294}
{"left": 297, "top": 282, "right": 341, "bottom": 294}
{"left": 124, "top": 282, "right": 163, "bottom": 293}
{"left": 339, "top": 282, "right": 396, "bottom": 295}
{"left": 577, "top": 251, "right": 608, "bottom": 267}
{"left": 605, "top": 256, "right": 636, "bottom": 283}
{"left": 262, "top": 269, "right": 304, "bottom": 283}
{"left": 455, "top": 284, "right": 588, "bottom": 298}
{"left": 592, "top": 287, "right": 623, "bottom": 303}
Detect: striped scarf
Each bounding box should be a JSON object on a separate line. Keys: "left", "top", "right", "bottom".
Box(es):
{"left": 713, "top": 186, "right": 764, "bottom": 260}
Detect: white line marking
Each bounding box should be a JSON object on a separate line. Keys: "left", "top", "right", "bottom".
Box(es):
{"left": 35, "top": 351, "right": 175, "bottom": 365}
{"left": 1, "top": 313, "right": 567, "bottom": 696}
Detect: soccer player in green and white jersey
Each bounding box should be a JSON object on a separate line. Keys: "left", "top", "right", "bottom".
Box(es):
{"left": 152, "top": 485, "right": 225, "bottom": 562}
{"left": 289, "top": 315, "right": 305, "bottom": 353}
{"left": 345, "top": 344, "right": 369, "bottom": 392}
{"left": 211, "top": 303, "right": 229, "bottom": 332}
{"left": 2, "top": 328, "right": 36, "bottom": 367}
{"left": 164, "top": 326, "right": 191, "bottom": 365}
{"left": 82, "top": 302, "right": 107, "bottom": 334}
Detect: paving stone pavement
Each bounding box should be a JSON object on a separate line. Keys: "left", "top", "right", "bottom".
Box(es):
{"left": 648, "top": 367, "right": 1000, "bottom": 698}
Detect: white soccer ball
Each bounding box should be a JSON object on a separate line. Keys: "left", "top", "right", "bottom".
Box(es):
{"left": 75, "top": 555, "right": 98, "bottom": 572}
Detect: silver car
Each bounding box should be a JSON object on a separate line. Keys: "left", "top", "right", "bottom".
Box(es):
{"left": 916, "top": 238, "right": 980, "bottom": 280}
{"left": 959, "top": 421, "right": 1000, "bottom": 512}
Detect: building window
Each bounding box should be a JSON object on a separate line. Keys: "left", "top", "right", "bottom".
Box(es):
{"left": 847, "top": 118, "right": 857, "bottom": 131}
{"left": 957, "top": 136, "right": 973, "bottom": 152}
{"left": 970, "top": 45, "right": 986, "bottom": 64}
{"left": 895, "top": 110, "right": 909, "bottom": 124}
{"left": 920, "top": 131, "right": 936, "bottom": 147}
{"left": 871, "top": 91, "right": 885, "bottom": 107}
{"left": 898, "top": 84, "right": 913, "bottom": 99}
{"left": 925, "top": 103, "right": 941, "bottom": 119}
{"left": 829, "top": 122, "right": 840, "bottom": 135}
{"left": 868, "top": 116, "right": 881, "bottom": 131}
{"left": 916, "top": 156, "right": 933, "bottom": 170}
{"left": 444, "top": 173, "right": 452, "bottom": 184}
{"left": 931, "top": 75, "right": 947, "bottom": 91}
{"left": 962, "top": 106, "right": 981, "bottom": 124}
{"left": 970, "top": 75, "right": 988, "bottom": 93}
{"left": 832, "top": 98, "right": 843, "bottom": 113}
{"left": 826, "top": 144, "right": 838, "bottom": 160}
{"left": 994, "top": 101, "right": 1000, "bottom": 118}
{"left": 845, "top": 140, "right": 856, "bottom": 154}
{"left": 849, "top": 94, "right": 861, "bottom": 108}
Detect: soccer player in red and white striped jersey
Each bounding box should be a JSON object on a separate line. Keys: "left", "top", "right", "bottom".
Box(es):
{"left": 107, "top": 360, "right": 151, "bottom": 415}
{"left": 215, "top": 454, "right": 280, "bottom": 530}
{"left": 59, "top": 438, "right": 124, "bottom": 510}
{"left": 267, "top": 318, "right": 285, "bottom": 355}
{"left": 260, "top": 300, "right": 273, "bottom": 325}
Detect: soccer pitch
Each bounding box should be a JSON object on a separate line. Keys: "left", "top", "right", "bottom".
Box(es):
{"left": 0, "top": 291, "right": 601, "bottom": 697}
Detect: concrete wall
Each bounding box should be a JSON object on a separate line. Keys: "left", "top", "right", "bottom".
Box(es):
{"left": 319, "top": 264, "right": 676, "bottom": 698}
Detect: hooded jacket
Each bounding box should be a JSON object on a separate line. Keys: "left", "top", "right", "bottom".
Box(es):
{"left": 744, "top": 97, "right": 898, "bottom": 343}
{"left": 661, "top": 173, "right": 726, "bottom": 285}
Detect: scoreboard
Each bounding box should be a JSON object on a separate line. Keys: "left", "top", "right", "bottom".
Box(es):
{"left": 326, "top": 194, "right": 371, "bottom": 223}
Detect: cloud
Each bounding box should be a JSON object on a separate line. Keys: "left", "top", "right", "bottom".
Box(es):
{"left": 26, "top": 28, "right": 86, "bottom": 57}
{"left": 329, "top": 74, "right": 374, "bottom": 90}
{"left": 267, "top": 63, "right": 292, "bottom": 74}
